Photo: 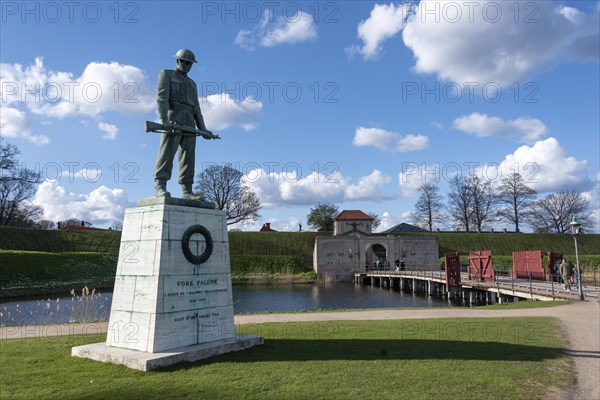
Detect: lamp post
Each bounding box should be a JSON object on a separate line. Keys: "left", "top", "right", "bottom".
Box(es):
{"left": 569, "top": 215, "right": 585, "bottom": 301}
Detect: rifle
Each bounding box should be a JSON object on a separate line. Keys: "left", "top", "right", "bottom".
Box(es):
{"left": 145, "top": 121, "right": 221, "bottom": 140}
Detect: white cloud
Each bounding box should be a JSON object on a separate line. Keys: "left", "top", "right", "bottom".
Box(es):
{"left": 583, "top": 173, "right": 600, "bottom": 233}
{"left": 345, "top": 170, "right": 392, "bottom": 201}
{"left": 201, "top": 93, "right": 262, "bottom": 131}
{"left": 498, "top": 137, "right": 591, "bottom": 193}
{"left": 398, "top": 163, "right": 441, "bottom": 198}
{"left": 248, "top": 169, "right": 346, "bottom": 207}
{"left": 245, "top": 168, "right": 392, "bottom": 208}
{"left": 261, "top": 11, "right": 318, "bottom": 47}
{"left": 98, "top": 122, "right": 118, "bottom": 140}
{"left": 0, "top": 106, "right": 49, "bottom": 145}
{"left": 235, "top": 11, "right": 317, "bottom": 50}
{"left": 453, "top": 113, "right": 548, "bottom": 143}
{"left": 347, "top": 2, "right": 599, "bottom": 85}
{"left": 401, "top": 1, "right": 599, "bottom": 86}
{"left": 281, "top": 215, "right": 303, "bottom": 232}
{"left": 430, "top": 121, "right": 443, "bottom": 129}
{"left": 0, "top": 57, "right": 154, "bottom": 119}
{"left": 397, "top": 137, "right": 593, "bottom": 199}
{"left": 346, "top": 3, "right": 412, "bottom": 60}
{"left": 32, "top": 181, "right": 131, "bottom": 226}
{"left": 376, "top": 210, "right": 414, "bottom": 233}
{"left": 61, "top": 167, "right": 102, "bottom": 182}
{"left": 72, "top": 62, "right": 154, "bottom": 116}
{"left": 353, "top": 127, "right": 429, "bottom": 153}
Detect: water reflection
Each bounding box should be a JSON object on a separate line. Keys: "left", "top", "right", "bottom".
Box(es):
{"left": 0, "top": 292, "right": 112, "bottom": 326}
{"left": 232, "top": 283, "right": 450, "bottom": 314}
{"left": 0, "top": 283, "right": 450, "bottom": 326}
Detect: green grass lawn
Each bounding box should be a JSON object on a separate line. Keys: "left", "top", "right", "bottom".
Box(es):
{"left": 474, "top": 300, "right": 573, "bottom": 310}
{"left": 0, "top": 318, "right": 573, "bottom": 400}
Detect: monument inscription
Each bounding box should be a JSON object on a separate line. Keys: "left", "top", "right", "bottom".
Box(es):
{"left": 162, "top": 274, "right": 231, "bottom": 312}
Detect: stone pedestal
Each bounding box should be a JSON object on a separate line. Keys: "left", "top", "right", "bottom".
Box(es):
{"left": 72, "top": 197, "right": 262, "bottom": 371}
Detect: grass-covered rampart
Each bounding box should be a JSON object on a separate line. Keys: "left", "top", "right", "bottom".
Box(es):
{"left": 0, "top": 227, "right": 121, "bottom": 253}
{"left": 1, "top": 227, "right": 598, "bottom": 297}
{"left": 0, "top": 250, "right": 117, "bottom": 298}
{"left": 2, "top": 227, "right": 597, "bottom": 259}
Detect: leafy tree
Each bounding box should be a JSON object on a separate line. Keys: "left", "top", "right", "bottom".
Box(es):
{"left": 306, "top": 203, "right": 339, "bottom": 231}
{"left": 0, "top": 143, "right": 42, "bottom": 226}
{"left": 528, "top": 190, "right": 590, "bottom": 233}
{"left": 446, "top": 176, "right": 474, "bottom": 232}
{"left": 467, "top": 175, "right": 497, "bottom": 232}
{"left": 496, "top": 172, "right": 537, "bottom": 232}
{"left": 194, "top": 164, "right": 261, "bottom": 225}
{"left": 414, "top": 182, "right": 444, "bottom": 232}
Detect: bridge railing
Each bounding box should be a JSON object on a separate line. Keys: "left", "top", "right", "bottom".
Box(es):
{"left": 363, "top": 269, "right": 447, "bottom": 280}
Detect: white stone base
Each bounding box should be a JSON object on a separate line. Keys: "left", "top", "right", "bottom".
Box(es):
{"left": 72, "top": 334, "right": 263, "bottom": 371}
{"left": 72, "top": 197, "right": 262, "bottom": 370}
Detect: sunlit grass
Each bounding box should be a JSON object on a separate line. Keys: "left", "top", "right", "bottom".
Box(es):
{"left": 0, "top": 317, "right": 573, "bottom": 400}
{"left": 474, "top": 300, "right": 574, "bottom": 310}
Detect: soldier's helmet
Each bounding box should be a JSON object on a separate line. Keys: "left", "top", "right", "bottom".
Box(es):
{"left": 174, "top": 49, "right": 197, "bottom": 63}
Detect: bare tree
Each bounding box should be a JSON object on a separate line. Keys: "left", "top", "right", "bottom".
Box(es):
{"left": 38, "top": 220, "right": 56, "bottom": 230}
{"left": 414, "top": 182, "right": 444, "bottom": 232}
{"left": 446, "top": 176, "right": 474, "bottom": 232}
{"left": 529, "top": 190, "right": 590, "bottom": 233}
{"left": 496, "top": 172, "right": 537, "bottom": 232}
{"left": 111, "top": 220, "right": 124, "bottom": 231}
{"left": 194, "top": 164, "right": 261, "bottom": 225}
{"left": 0, "top": 143, "right": 18, "bottom": 171}
{"left": 0, "top": 143, "right": 42, "bottom": 226}
{"left": 468, "top": 175, "right": 497, "bottom": 232}
{"left": 367, "top": 212, "right": 382, "bottom": 231}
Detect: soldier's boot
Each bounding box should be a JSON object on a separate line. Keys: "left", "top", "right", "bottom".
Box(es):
{"left": 181, "top": 185, "right": 204, "bottom": 201}
{"left": 155, "top": 181, "right": 171, "bottom": 198}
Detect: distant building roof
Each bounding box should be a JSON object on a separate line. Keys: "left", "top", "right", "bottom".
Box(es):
{"left": 334, "top": 210, "right": 374, "bottom": 221}
{"left": 383, "top": 223, "right": 428, "bottom": 233}
{"left": 259, "top": 222, "right": 277, "bottom": 232}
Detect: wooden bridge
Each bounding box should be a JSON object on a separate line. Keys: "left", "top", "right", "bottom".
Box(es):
{"left": 354, "top": 270, "right": 600, "bottom": 304}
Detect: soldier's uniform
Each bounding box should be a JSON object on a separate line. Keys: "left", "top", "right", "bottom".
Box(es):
{"left": 153, "top": 49, "right": 207, "bottom": 199}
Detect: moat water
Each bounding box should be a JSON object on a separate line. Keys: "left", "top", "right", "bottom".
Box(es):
{"left": 0, "top": 283, "right": 451, "bottom": 326}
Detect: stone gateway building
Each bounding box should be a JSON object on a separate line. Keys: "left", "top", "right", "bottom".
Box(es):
{"left": 313, "top": 210, "right": 439, "bottom": 281}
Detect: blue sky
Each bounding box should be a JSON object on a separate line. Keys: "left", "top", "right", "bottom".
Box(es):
{"left": 1, "top": 0, "right": 599, "bottom": 232}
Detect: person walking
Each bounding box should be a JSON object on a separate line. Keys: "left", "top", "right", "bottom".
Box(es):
{"left": 554, "top": 260, "right": 563, "bottom": 284}
{"left": 561, "top": 258, "right": 572, "bottom": 291}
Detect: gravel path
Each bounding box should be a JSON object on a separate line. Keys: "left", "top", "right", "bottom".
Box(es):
{"left": 2, "top": 302, "right": 598, "bottom": 399}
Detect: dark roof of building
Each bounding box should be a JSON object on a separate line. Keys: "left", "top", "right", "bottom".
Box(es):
{"left": 334, "top": 210, "right": 373, "bottom": 221}
{"left": 383, "top": 223, "right": 428, "bottom": 233}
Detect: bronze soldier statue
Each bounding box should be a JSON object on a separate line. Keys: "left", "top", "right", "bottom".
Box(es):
{"left": 153, "top": 48, "right": 209, "bottom": 200}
